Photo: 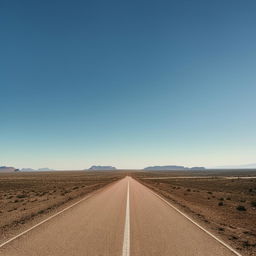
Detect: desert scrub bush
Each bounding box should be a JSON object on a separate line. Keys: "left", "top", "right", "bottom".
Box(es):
{"left": 251, "top": 201, "right": 256, "bottom": 207}
{"left": 236, "top": 205, "right": 246, "bottom": 211}
{"left": 187, "top": 189, "right": 191, "bottom": 192}
{"left": 242, "top": 241, "right": 256, "bottom": 248}
{"left": 16, "top": 194, "right": 27, "bottom": 198}
{"left": 218, "top": 202, "right": 224, "bottom": 206}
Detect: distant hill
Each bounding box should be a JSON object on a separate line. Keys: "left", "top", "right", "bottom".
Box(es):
{"left": 88, "top": 166, "right": 116, "bottom": 171}
{"left": 0, "top": 166, "right": 19, "bottom": 172}
{"left": 190, "top": 167, "right": 206, "bottom": 170}
{"left": 144, "top": 165, "right": 188, "bottom": 171}
{"left": 20, "top": 168, "right": 36, "bottom": 172}
{"left": 144, "top": 165, "right": 205, "bottom": 171}
{"left": 37, "top": 168, "right": 54, "bottom": 172}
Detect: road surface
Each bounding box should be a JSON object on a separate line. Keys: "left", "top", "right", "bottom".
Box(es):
{"left": 0, "top": 177, "right": 240, "bottom": 256}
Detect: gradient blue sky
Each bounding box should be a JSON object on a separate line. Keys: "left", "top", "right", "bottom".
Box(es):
{"left": 1, "top": 0, "right": 256, "bottom": 169}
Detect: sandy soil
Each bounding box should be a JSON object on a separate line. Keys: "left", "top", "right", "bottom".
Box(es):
{"left": 133, "top": 171, "right": 256, "bottom": 256}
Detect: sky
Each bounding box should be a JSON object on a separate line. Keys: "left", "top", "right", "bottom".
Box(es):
{"left": 1, "top": 0, "right": 256, "bottom": 169}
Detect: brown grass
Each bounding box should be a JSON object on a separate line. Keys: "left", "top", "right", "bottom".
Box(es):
{"left": 133, "top": 171, "right": 256, "bottom": 256}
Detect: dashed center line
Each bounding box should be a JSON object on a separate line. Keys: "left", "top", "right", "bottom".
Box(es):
{"left": 122, "top": 179, "right": 130, "bottom": 256}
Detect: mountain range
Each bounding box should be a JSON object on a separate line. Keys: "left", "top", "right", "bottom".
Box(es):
{"left": 88, "top": 166, "right": 116, "bottom": 171}
{"left": 144, "top": 165, "right": 206, "bottom": 171}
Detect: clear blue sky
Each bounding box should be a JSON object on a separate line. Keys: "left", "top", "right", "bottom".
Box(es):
{"left": 1, "top": 0, "right": 256, "bottom": 169}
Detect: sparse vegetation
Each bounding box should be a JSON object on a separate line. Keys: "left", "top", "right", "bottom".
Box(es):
{"left": 132, "top": 170, "right": 256, "bottom": 256}
{"left": 0, "top": 171, "right": 124, "bottom": 242}
{"left": 16, "top": 194, "right": 27, "bottom": 198}
{"left": 236, "top": 205, "right": 246, "bottom": 211}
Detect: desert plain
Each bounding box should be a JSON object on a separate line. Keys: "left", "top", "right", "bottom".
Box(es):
{"left": 0, "top": 169, "right": 256, "bottom": 255}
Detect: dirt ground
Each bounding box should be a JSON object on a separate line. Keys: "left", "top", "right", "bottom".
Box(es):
{"left": 133, "top": 170, "right": 256, "bottom": 256}
{"left": 0, "top": 171, "right": 124, "bottom": 241}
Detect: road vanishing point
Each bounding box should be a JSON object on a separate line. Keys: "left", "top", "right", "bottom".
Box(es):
{"left": 0, "top": 177, "right": 242, "bottom": 256}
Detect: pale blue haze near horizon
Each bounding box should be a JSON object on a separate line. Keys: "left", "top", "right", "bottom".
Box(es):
{"left": 1, "top": 0, "right": 256, "bottom": 169}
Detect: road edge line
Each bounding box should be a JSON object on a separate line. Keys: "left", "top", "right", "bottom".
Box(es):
{"left": 136, "top": 179, "right": 243, "bottom": 256}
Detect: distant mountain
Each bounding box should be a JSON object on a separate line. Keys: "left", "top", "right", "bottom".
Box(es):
{"left": 20, "top": 168, "right": 36, "bottom": 172}
{"left": 190, "top": 167, "right": 206, "bottom": 170}
{"left": 144, "top": 165, "right": 205, "bottom": 171}
{"left": 0, "top": 166, "right": 19, "bottom": 172}
{"left": 88, "top": 165, "right": 116, "bottom": 171}
{"left": 144, "top": 165, "right": 188, "bottom": 171}
{"left": 37, "top": 168, "right": 54, "bottom": 172}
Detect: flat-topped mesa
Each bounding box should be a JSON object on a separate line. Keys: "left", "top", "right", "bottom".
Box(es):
{"left": 37, "top": 168, "right": 54, "bottom": 172}
{"left": 88, "top": 165, "right": 117, "bottom": 171}
{"left": 190, "top": 167, "right": 206, "bottom": 170}
{"left": 0, "top": 166, "right": 19, "bottom": 172}
{"left": 144, "top": 165, "right": 206, "bottom": 171}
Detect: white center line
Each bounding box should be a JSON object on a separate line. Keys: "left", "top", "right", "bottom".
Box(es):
{"left": 122, "top": 178, "right": 130, "bottom": 256}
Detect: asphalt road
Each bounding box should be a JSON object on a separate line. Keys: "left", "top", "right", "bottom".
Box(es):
{"left": 0, "top": 177, "right": 240, "bottom": 256}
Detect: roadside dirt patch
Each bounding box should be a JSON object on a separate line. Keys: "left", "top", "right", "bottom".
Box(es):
{"left": 0, "top": 171, "right": 124, "bottom": 242}
{"left": 133, "top": 171, "right": 256, "bottom": 256}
